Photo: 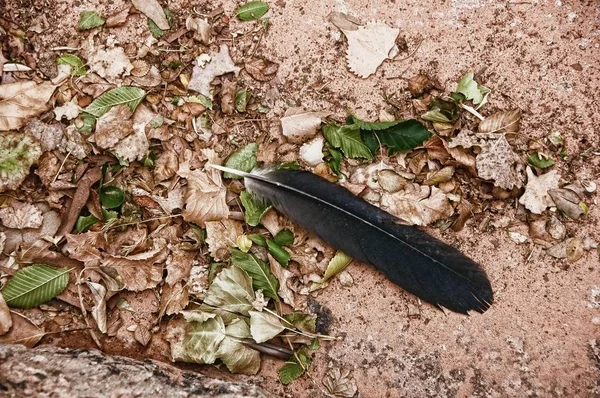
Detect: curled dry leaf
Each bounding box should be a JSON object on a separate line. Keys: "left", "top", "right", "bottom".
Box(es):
{"left": 205, "top": 220, "right": 244, "bottom": 261}
{"left": 86, "top": 281, "right": 107, "bottom": 334}
{"left": 566, "top": 237, "right": 585, "bottom": 264}
{"left": 281, "top": 108, "right": 329, "bottom": 144}
{"left": 0, "top": 292, "right": 12, "bottom": 336}
{"left": 377, "top": 169, "right": 407, "bottom": 193}
{"left": 407, "top": 74, "right": 433, "bottom": 97}
{"left": 452, "top": 198, "right": 474, "bottom": 232}
{"left": 268, "top": 254, "right": 297, "bottom": 309}
{"left": 220, "top": 79, "right": 237, "bottom": 115}
{"left": 0, "top": 201, "right": 43, "bottom": 229}
{"left": 547, "top": 215, "right": 566, "bottom": 240}
{"left": 244, "top": 58, "right": 279, "bottom": 82}
{"left": 424, "top": 166, "right": 454, "bottom": 186}
{"left": 478, "top": 109, "right": 521, "bottom": 134}
{"left": 548, "top": 188, "right": 586, "bottom": 220}
{"left": 0, "top": 309, "right": 44, "bottom": 347}
{"left": 323, "top": 367, "right": 358, "bottom": 398}
{"left": 186, "top": 16, "right": 211, "bottom": 44}
{"left": 188, "top": 44, "right": 241, "bottom": 98}
{"left": 154, "top": 149, "right": 179, "bottom": 182}
{"left": 0, "top": 81, "right": 57, "bottom": 131}
{"left": 329, "top": 12, "right": 399, "bottom": 78}
{"left": 132, "top": 0, "right": 169, "bottom": 30}
{"left": 518, "top": 168, "right": 561, "bottom": 214}
{"left": 381, "top": 184, "right": 454, "bottom": 226}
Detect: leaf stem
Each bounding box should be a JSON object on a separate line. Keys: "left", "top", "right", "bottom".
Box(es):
{"left": 461, "top": 104, "right": 485, "bottom": 121}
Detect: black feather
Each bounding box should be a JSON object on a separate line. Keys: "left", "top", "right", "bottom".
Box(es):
{"left": 214, "top": 166, "right": 493, "bottom": 314}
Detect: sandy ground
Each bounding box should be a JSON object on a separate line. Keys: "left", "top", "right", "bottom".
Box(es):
{"left": 3, "top": 0, "right": 600, "bottom": 397}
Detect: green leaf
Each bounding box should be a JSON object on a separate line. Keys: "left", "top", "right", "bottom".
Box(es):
{"left": 322, "top": 124, "right": 373, "bottom": 160}
{"left": 527, "top": 152, "right": 555, "bottom": 169}
{"left": 56, "top": 54, "right": 86, "bottom": 76}
{"left": 99, "top": 185, "right": 125, "bottom": 209}
{"left": 266, "top": 239, "right": 290, "bottom": 267}
{"left": 350, "top": 115, "right": 401, "bottom": 131}
{"left": 223, "top": 143, "right": 258, "bottom": 179}
{"left": 235, "top": 90, "right": 251, "bottom": 112}
{"left": 361, "top": 119, "right": 431, "bottom": 155}
{"left": 101, "top": 208, "right": 118, "bottom": 221}
{"left": 239, "top": 190, "right": 271, "bottom": 226}
{"left": 79, "top": 112, "right": 96, "bottom": 134}
{"left": 78, "top": 11, "right": 105, "bottom": 30}
{"left": 1, "top": 265, "right": 70, "bottom": 308}
{"left": 236, "top": 1, "right": 269, "bottom": 21}
{"left": 249, "top": 310, "right": 285, "bottom": 343}
{"left": 247, "top": 234, "right": 267, "bottom": 247}
{"left": 307, "top": 338, "right": 320, "bottom": 350}
{"left": 324, "top": 143, "right": 343, "bottom": 178}
{"left": 148, "top": 8, "right": 173, "bottom": 38}
{"left": 309, "top": 251, "right": 352, "bottom": 292}
{"left": 274, "top": 229, "right": 294, "bottom": 246}
{"left": 203, "top": 266, "right": 255, "bottom": 316}
{"left": 454, "top": 72, "right": 490, "bottom": 106}
{"left": 421, "top": 98, "right": 460, "bottom": 123}
{"left": 229, "top": 249, "right": 280, "bottom": 302}
{"left": 186, "top": 94, "right": 213, "bottom": 110}
{"left": 75, "top": 214, "right": 98, "bottom": 232}
{"left": 257, "top": 104, "right": 270, "bottom": 113}
{"left": 85, "top": 87, "right": 147, "bottom": 118}
{"left": 279, "top": 349, "right": 312, "bottom": 385}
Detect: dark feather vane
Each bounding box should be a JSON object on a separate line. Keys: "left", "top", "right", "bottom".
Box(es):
{"left": 213, "top": 165, "right": 493, "bottom": 314}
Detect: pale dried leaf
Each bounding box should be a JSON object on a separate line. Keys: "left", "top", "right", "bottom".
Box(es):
{"left": 547, "top": 216, "right": 566, "bottom": 240}
{"left": 323, "top": 367, "right": 358, "bottom": 398}
{"left": 216, "top": 320, "right": 260, "bottom": 375}
{"left": 546, "top": 238, "right": 571, "bottom": 259}
{"left": 268, "top": 254, "right": 297, "bottom": 309}
{"left": 205, "top": 220, "right": 243, "bottom": 261}
{"left": 106, "top": 6, "right": 131, "bottom": 27}
{"left": 567, "top": 237, "right": 584, "bottom": 264}
{"left": 0, "top": 292, "right": 12, "bottom": 336}
{"left": 249, "top": 310, "right": 285, "bottom": 343}
{"left": 86, "top": 281, "right": 107, "bottom": 333}
{"left": 0, "top": 309, "right": 44, "bottom": 347}
{"left": 220, "top": 79, "right": 237, "bottom": 115}
{"left": 186, "top": 16, "right": 211, "bottom": 44}
{"left": 134, "top": 324, "right": 152, "bottom": 346}
{"left": 548, "top": 188, "right": 585, "bottom": 220}
{"left": 112, "top": 104, "right": 153, "bottom": 162}
{"left": 518, "top": 168, "right": 561, "bottom": 214}
{"left": 132, "top": 0, "right": 168, "bottom": 29}
{"left": 0, "top": 81, "right": 57, "bottom": 131}
{"left": 478, "top": 109, "right": 521, "bottom": 134}
{"left": 300, "top": 137, "right": 325, "bottom": 166}
{"left": 87, "top": 45, "right": 133, "bottom": 84}
{"left": 0, "top": 202, "right": 43, "bottom": 229}
{"left": 188, "top": 45, "right": 240, "bottom": 98}
{"left": 54, "top": 97, "right": 80, "bottom": 121}
{"left": 251, "top": 290, "right": 269, "bottom": 311}
{"left": 92, "top": 104, "right": 134, "bottom": 149}
{"left": 330, "top": 13, "right": 399, "bottom": 78}
{"left": 177, "top": 160, "right": 229, "bottom": 227}
{"left": 281, "top": 109, "right": 329, "bottom": 144}
{"left": 381, "top": 184, "right": 454, "bottom": 226}
{"left": 154, "top": 149, "right": 179, "bottom": 182}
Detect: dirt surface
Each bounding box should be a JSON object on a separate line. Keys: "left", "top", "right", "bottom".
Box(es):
{"left": 1, "top": 0, "right": 599, "bottom": 397}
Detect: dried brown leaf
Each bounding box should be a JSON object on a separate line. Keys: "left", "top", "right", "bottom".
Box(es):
{"left": 281, "top": 108, "right": 329, "bottom": 144}
{"left": 205, "top": 219, "right": 243, "bottom": 261}
{"left": 0, "top": 81, "right": 57, "bottom": 130}
{"left": 451, "top": 198, "right": 474, "bottom": 232}
{"left": 244, "top": 58, "right": 279, "bottom": 81}
{"left": 132, "top": 0, "right": 169, "bottom": 30}
{"left": 134, "top": 323, "right": 152, "bottom": 346}
{"left": 547, "top": 216, "right": 566, "bottom": 240}
{"left": 165, "top": 247, "right": 195, "bottom": 285}
{"left": 92, "top": 104, "right": 134, "bottom": 149}
{"left": 0, "top": 310, "right": 44, "bottom": 347}
{"left": 407, "top": 74, "right": 433, "bottom": 97}
{"left": 0, "top": 292, "right": 12, "bottom": 336}
{"left": 518, "top": 168, "right": 561, "bottom": 214}
{"left": 102, "top": 248, "right": 166, "bottom": 291}
{"left": 106, "top": 6, "right": 130, "bottom": 27}
{"left": 154, "top": 149, "right": 179, "bottom": 182}
{"left": 381, "top": 184, "right": 454, "bottom": 226}
{"left": 478, "top": 109, "right": 521, "bottom": 134}
{"left": 377, "top": 169, "right": 407, "bottom": 193}
{"left": 268, "top": 254, "right": 297, "bottom": 309}
{"left": 57, "top": 166, "right": 103, "bottom": 237}
{"left": 548, "top": 188, "right": 585, "bottom": 220}
{"left": 567, "top": 237, "right": 584, "bottom": 264}
{"left": 323, "top": 367, "right": 358, "bottom": 398}
{"left": 86, "top": 281, "right": 107, "bottom": 334}
{"left": 0, "top": 202, "right": 43, "bottom": 229}
{"left": 65, "top": 231, "right": 107, "bottom": 267}
{"left": 424, "top": 166, "right": 454, "bottom": 186}
{"left": 220, "top": 79, "right": 237, "bottom": 115}
{"left": 159, "top": 281, "right": 189, "bottom": 317}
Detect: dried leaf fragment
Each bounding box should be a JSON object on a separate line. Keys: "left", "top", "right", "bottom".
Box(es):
{"left": 132, "top": 0, "right": 169, "bottom": 30}
{"left": 548, "top": 188, "right": 586, "bottom": 220}
{"left": 0, "top": 293, "right": 12, "bottom": 336}
{"left": 0, "top": 81, "right": 57, "bottom": 131}
{"left": 323, "top": 367, "right": 358, "bottom": 398}
{"left": 518, "top": 168, "right": 561, "bottom": 214}
{"left": 330, "top": 13, "right": 399, "bottom": 78}
{"left": 244, "top": 58, "right": 279, "bottom": 82}
{"left": 0, "top": 201, "right": 43, "bottom": 229}
{"left": 188, "top": 45, "right": 241, "bottom": 98}
{"left": 381, "top": 184, "right": 454, "bottom": 226}
{"left": 281, "top": 109, "right": 329, "bottom": 144}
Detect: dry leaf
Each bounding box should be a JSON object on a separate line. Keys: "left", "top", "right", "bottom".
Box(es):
{"left": 407, "top": 74, "right": 433, "bottom": 97}
{"left": 547, "top": 216, "right": 566, "bottom": 240}
{"left": 112, "top": 105, "right": 153, "bottom": 162}
{"left": 281, "top": 108, "right": 329, "bottom": 144}
{"left": 177, "top": 150, "right": 229, "bottom": 227}
{"left": 220, "top": 79, "right": 237, "bottom": 115}
{"left": 186, "top": 16, "right": 211, "bottom": 44}
{"left": 450, "top": 131, "right": 524, "bottom": 189}
{"left": 86, "top": 281, "right": 107, "bottom": 334}
{"left": 87, "top": 45, "right": 133, "bottom": 84}
{"left": 188, "top": 45, "right": 241, "bottom": 98}
{"left": 102, "top": 248, "right": 166, "bottom": 291}
{"left": 566, "top": 237, "right": 584, "bottom": 263}
{"left": 323, "top": 367, "right": 358, "bottom": 398}
{"left": 299, "top": 137, "right": 325, "bottom": 166}
{"left": 0, "top": 309, "right": 44, "bottom": 347}
{"left": 377, "top": 169, "right": 407, "bottom": 193}
{"left": 244, "top": 58, "right": 279, "bottom": 81}
{"left": 57, "top": 166, "right": 103, "bottom": 237}
{"left": 92, "top": 105, "right": 134, "bottom": 149}
{"left": 424, "top": 166, "right": 454, "bottom": 186}
{"left": 134, "top": 323, "right": 152, "bottom": 346}
{"left": 205, "top": 220, "right": 243, "bottom": 261}
{"left": 452, "top": 198, "right": 474, "bottom": 231}
{"left": 132, "top": 0, "right": 169, "bottom": 30}
{"left": 518, "top": 168, "right": 561, "bottom": 214}
{"left": 0, "top": 81, "right": 57, "bottom": 130}
{"left": 548, "top": 188, "right": 585, "bottom": 220}
{"left": 546, "top": 238, "right": 570, "bottom": 259}
{"left": 381, "top": 184, "right": 454, "bottom": 226}
{"left": 0, "top": 292, "right": 12, "bottom": 336}
{"left": 329, "top": 12, "right": 399, "bottom": 78}
{"left": 165, "top": 248, "right": 195, "bottom": 285}
{"left": 65, "top": 231, "right": 106, "bottom": 267}
{"left": 159, "top": 282, "right": 189, "bottom": 317}
{"left": 0, "top": 202, "right": 43, "bottom": 229}
{"left": 478, "top": 109, "right": 521, "bottom": 134}
{"left": 154, "top": 149, "right": 179, "bottom": 182}
{"left": 268, "top": 254, "right": 297, "bottom": 309}
{"left": 54, "top": 97, "right": 80, "bottom": 121}
{"left": 106, "top": 6, "right": 131, "bottom": 27}
{"left": 132, "top": 66, "right": 162, "bottom": 87}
